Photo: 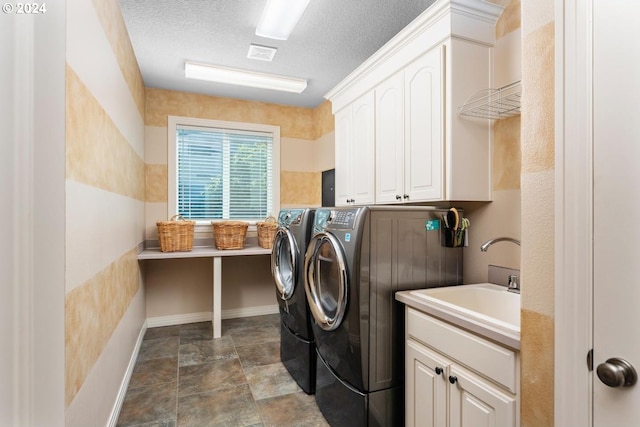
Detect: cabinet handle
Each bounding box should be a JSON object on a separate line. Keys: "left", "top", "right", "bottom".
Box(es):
{"left": 396, "top": 195, "right": 402, "bottom": 200}
{"left": 403, "top": 194, "right": 409, "bottom": 200}
{"left": 434, "top": 367, "right": 443, "bottom": 375}
{"left": 448, "top": 375, "right": 458, "bottom": 384}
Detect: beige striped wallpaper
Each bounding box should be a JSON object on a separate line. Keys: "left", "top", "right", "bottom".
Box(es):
{"left": 520, "top": 0, "right": 555, "bottom": 425}
{"left": 144, "top": 88, "right": 334, "bottom": 234}
{"left": 65, "top": 0, "right": 146, "bottom": 423}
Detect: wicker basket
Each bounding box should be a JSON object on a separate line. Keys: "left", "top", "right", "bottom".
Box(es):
{"left": 256, "top": 216, "right": 278, "bottom": 249}
{"left": 212, "top": 221, "right": 249, "bottom": 250}
{"left": 156, "top": 215, "right": 195, "bottom": 252}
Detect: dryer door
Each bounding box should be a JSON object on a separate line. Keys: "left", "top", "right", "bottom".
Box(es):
{"left": 271, "top": 228, "right": 298, "bottom": 300}
{"left": 304, "top": 231, "right": 348, "bottom": 331}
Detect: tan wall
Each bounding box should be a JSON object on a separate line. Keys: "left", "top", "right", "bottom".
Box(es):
{"left": 144, "top": 90, "right": 334, "bottom": 236}
{"left": 144, "top": 91, "right": 334, "bottom": 319}
{"left": 520, "top": 0, "right": 555, "bottom": 425}
{"left": 65, "top": 0, "right": 146, "bottom": 424}
{"left": 463, "top": 3, "right": 556, "bottom": 425}
{"left": 462, "top": 2, "right": 522, "bottom": 284}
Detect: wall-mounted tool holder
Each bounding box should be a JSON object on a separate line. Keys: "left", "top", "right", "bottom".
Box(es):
{"left": 441, "top": 208, "right": 469, "bottom": 248}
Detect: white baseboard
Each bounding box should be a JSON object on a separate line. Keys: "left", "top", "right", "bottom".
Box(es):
{"left": 146, "top": 305, "right": 279, "bottom": 328}
{"left": 146, "top": 312, "right": 212, "bottom": 328}
{"left": 221, "top": 304, "right": 279, "bottom": 320}
{"left": 106, "top": 320, "right": 147, "bottom": 427}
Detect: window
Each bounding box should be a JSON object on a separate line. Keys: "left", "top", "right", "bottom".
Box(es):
{"left": 168, "top": 116, "right": 280, "bottom": 224}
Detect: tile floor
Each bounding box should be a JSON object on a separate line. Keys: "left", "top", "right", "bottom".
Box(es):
{"left": 116, "top": 314, "right": 329, "bottom": 427}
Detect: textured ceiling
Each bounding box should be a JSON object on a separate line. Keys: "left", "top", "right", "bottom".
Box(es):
{"left": 118, "top": 0, "right": 437, "bottom": 108}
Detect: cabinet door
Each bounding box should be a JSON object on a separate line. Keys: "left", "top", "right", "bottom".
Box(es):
{"left": 449, "top": 364, "right": 517, "bottom": 427}
{"left": 406, "top": 340, "right": 448, "bottom": 427}
{"left": 404, "top": 45, "right": 443, "bottom": 201}
{"left": 375, "top": 72, "right": 405, "bottom": 204}
{"left": 334, "top": 107, "right": 352, "bottom": 206}
{"left": 349, "top": 91, "right": 375, "bottom": 205}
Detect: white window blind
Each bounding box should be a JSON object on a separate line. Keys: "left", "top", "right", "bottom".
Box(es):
{"left": 176, "top": 124, "right": 274, "bottom": 220}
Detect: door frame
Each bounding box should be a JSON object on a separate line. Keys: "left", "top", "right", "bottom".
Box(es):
{"left": 2, "top": 9, "right": 66, "bottom": 425}
{"left": 555, "top": 0, "right": 594, "bottom": 425}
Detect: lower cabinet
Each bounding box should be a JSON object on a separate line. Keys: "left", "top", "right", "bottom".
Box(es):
{"left": 406, "top": 340, "right": 448, "bottom": 427}
{"left": 405, "top": 308, "right": 519, "bottom": 427}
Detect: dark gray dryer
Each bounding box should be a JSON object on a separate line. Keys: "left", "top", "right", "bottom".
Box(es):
{"left": 271, "top": 208, "right": 316, "bottom": 394}
{"left": 304, "top": 206, "right": 463, "bottom": 426}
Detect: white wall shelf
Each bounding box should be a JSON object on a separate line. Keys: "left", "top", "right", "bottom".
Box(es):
{"left": 458, "top": 80, "right": 521, "bottom": 120}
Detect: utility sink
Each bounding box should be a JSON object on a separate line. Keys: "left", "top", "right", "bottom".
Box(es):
{"left": 396, "top": 283, "right": 521, "bottom": 349}
{"left": 411, "top": 283, "right": 520, "bottom": 327}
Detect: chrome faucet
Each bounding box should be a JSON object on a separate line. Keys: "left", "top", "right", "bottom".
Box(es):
{"left": 481, "top": 237, "right": 521, "bottom": 293}
{"left": 480, "top": 237, "right": 521, "bottom": 252}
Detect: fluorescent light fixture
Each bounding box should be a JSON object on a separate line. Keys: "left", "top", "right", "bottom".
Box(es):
{"left": 185, "top": 61, "right": 307, "bottom": 93}
{"left": 256, "top": 0, "right": 311, "bottom": 40}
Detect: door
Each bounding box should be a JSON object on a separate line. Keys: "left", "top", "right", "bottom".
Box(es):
{"left": 334, "top": 108, "right": 351, "bottom": 206}
{"left": 449, "top": 364, "right": 516, "bottom": 427}
{"left": 333, "top": 92, "right": 375, "bottom": 206}
{"left": 321, "top": 169, "right": 335, "bottom": 207}
{"left": 303, "top": 232, "right": 349, "bottom": 331}
{"left": 593, "top": 0, "right": 640, "bottom": 423}
{"left": 350, "top": 91, "right": 375, "bottom": 205}
{"left": 375, "top": 71, "right": 405, "bottom": 204}
{"left": 404, "top": 45, "right": 443, "bottom": 201}
{"left": 271, "top": 227, "right": 298, "bottom": 300}
{"left": 405, "top": 340, "right": 448, "bottom": 427}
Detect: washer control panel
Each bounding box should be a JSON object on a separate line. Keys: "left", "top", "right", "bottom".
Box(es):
{"left": 278, "top": 209, "right": 304, "bottom": 227}
{"left": 326, "top": 208, "right": 359, "bottom": 229}
{"left": 313, "top": 209, "right": 331, "bottom": 234}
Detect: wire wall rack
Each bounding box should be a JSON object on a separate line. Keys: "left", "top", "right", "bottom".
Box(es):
{"left": 458, "top": 80, "right": 521, "bottom": 120}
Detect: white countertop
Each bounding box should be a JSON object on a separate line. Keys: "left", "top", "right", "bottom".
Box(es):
{"left": 396, "top": 286, "right": 521, "bottom": 350}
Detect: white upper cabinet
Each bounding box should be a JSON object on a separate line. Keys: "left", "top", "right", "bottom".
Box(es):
{"left": 403, "top": 46, "right": 443, "bottom": 202}
{"left": 376, "top": 47, "right": 443, "bottom": 204}
{"left": 334, "top": 92, "right": 375, "bottom": 206}
{"left": 326, "top": 0, "right": 502, "bottom": 204}
{"left": 334, "top": 107, "right": 352, "bottom": 206}
{"left": 375, "top": 71, "right": 405, "bottom": 204}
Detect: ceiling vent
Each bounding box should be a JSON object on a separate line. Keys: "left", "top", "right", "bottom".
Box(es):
{"left": 247, "top": 44, "right": 277, "bottom": 62}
